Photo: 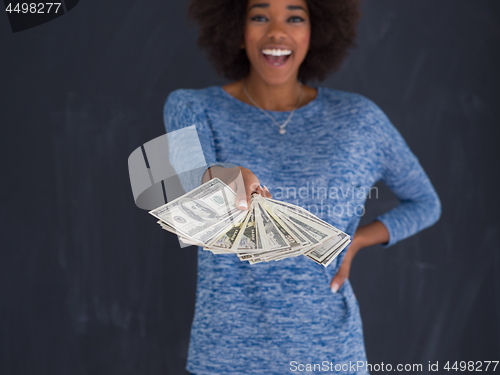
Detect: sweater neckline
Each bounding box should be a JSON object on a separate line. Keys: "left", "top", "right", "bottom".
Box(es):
{"left": 216, "top": 85, "right": 322, "bottom": 114}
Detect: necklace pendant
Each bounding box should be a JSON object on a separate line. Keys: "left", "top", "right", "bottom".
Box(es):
{"left": 279, "top": 128, "right": 286, "bottom": 135}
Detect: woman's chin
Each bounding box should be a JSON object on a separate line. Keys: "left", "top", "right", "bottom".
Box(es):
{"left": 251, "top": 69, "right": 298, "bottom": 86}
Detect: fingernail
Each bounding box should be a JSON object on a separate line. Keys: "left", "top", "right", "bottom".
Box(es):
{"left": 331, "top": 283, "right": 339, "bottom": 293}
{"left": 263, "top": 185, "right": 269, "bottom": 191}
{"left": 238, "top": 200, "right": 248, "bottom": 209}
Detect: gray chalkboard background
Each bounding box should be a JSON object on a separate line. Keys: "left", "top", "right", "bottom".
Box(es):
{"left": 1, "top": 0, "right": 499, "bottom": 374}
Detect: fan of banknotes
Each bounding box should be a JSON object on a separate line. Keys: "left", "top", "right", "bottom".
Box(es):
{"left": 149, "top": 178, "right": 350, "bottom": 267}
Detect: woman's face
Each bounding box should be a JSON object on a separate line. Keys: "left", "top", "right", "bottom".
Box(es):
{"left": 243, "top": 0, "right": 311, "bottom": 85}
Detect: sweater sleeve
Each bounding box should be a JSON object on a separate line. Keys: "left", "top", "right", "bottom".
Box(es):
{"left": 163, "top": 90, "right": 234, "bottom": 193}
{"left": 366, "top": 100, "right": 441, "bottom": 247}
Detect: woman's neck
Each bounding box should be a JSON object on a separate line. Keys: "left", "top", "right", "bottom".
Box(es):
{"left": 243, "top": 75, "right": 303, "bottom": 111}
{"left": 222, "top": 76, "right": 318, "bottom": 112}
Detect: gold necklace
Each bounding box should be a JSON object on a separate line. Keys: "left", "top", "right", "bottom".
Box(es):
{"left": 242, "top": 78, "right": 304, "bottom": 135}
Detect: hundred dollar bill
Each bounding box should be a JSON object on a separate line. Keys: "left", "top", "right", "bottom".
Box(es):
{"left": 206, "top": 210, "right": 250, "bottom": 251}
{"left": 260, "top": 198, "right": 311, "bottom": 246}
{"left": 237, "top": 195, "right": 350, "bottom": 263}
{"left": 264, "top": 205, "right": 301, "bottom": 248}
{"left": 157, "top": 220, "right": 205, "bottom": 246}
{"left": 257, "top": 202, "right": 290, "bottom": 251}
{"left": 149, "top": 178, "right": 245, "bottom": 244}
{"left": 235, "top": 207, "right": 257, "bottom": 250}
{"left": 318, "top": 239, "right": 351, "bottom": 267}
{"left": 238, "top": 202, "right": 292, "bottom": 262}
{"left": 236, "top": 206, "right": 266, "bottom": 252}
{"left": 254, "top": 200, "right": 270, "bottom": 251}
{"left": 263, "top": 197, "right": 338, "bottom": 231}
{"left": 274, "top": 207, "right": 337, "bottom": 244}
{"left": 237, "top": 212, "right": 264, "bottom": 260}
{"left": 150, "top": 179, "right": 351, "bottom": 267}
{"left": 306, "top": 233, "right": 350, "bottom": 263}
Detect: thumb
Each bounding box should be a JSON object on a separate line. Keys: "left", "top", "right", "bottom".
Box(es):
{"left": 234, "top": 168, "right": 260, "bottom": 210}
{"left": 234, "top": 171, "right": 248, "bottom": 210}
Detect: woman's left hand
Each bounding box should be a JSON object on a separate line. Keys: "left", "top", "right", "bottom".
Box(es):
{"left": 329, "top": 220, "right": 390, "bottom": 293}
{"left": 329, "top": 241, "right": 359, "bottom": 293}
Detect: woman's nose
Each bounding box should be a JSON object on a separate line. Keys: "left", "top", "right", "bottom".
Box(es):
{"left": 266, "top": 20, "right": 287, "bottom": 40}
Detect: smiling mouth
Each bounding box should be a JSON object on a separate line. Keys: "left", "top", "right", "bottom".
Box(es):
{"left": 261, "top": 52, "right": 292, "bottom": 67}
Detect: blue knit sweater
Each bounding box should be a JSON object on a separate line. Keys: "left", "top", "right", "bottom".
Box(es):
{"left": 164, "top": 85, "right": 441, "bottom": 375}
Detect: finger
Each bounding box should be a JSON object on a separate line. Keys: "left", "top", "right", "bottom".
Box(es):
{"left": 330, "top": 274, "right": 346, "bottom": 293}
{"left": 233, "top": 171, "right": 249, "bottom": 210}
{"left": 262, "top": 185, "right": 273, "bottom": 199}
{"left": 247, "top": 181, "right": 260, "bottom": 200}
{"left": 330, "top": 262, "right": 350, "bottom": 293}
{"left": 234, "top": 170, "right": 260, "bottom": 210}
{"left": 254, "top": 186, "right": 271, "bottom": 199}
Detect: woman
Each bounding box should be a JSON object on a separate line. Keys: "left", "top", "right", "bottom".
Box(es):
{"left": 164, "top": 0, "right": 441, "bottom": 373}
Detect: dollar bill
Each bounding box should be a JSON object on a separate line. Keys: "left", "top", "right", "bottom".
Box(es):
{"left": 316, "top": 239, "right": 351, "bottom": 267}
{"left": 207, "top": 211, "right": 249, "bottom": 251}
{"left": 263, "top": 197, "right": 338, "bottom": 231}
{"left": 151, "top": 179, "right": 350, "bottom": 267}
{"left": 236, "top": 207, "right": 258, "bottom": 251}
{"left": 257, "top": 202, "right": 290, "bottom": 251}
{"left": 149, "top": 178, "right": 245, "bottom": 244}
{"left": 306, "top": 233, "right": 350, "bottom": 263}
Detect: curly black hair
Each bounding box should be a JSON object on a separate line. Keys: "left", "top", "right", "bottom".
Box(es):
{"left": 187, "top": 0, "right": 361, "bottom": 83}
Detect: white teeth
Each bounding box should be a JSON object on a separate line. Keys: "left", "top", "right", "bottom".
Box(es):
{"left": 262, "top": 49, "right": 292, "bottom": 56}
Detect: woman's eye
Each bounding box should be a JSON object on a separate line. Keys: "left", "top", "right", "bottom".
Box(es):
{"left": 250, "top": 15, "right": 305, "bottom": 23}
{"left": 250, "top": 15, "right": 267, "bottom": 22}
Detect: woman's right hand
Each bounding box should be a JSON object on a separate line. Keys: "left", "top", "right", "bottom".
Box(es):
{"left": 202, "top": 166, "right": 272, "bottom": 209}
